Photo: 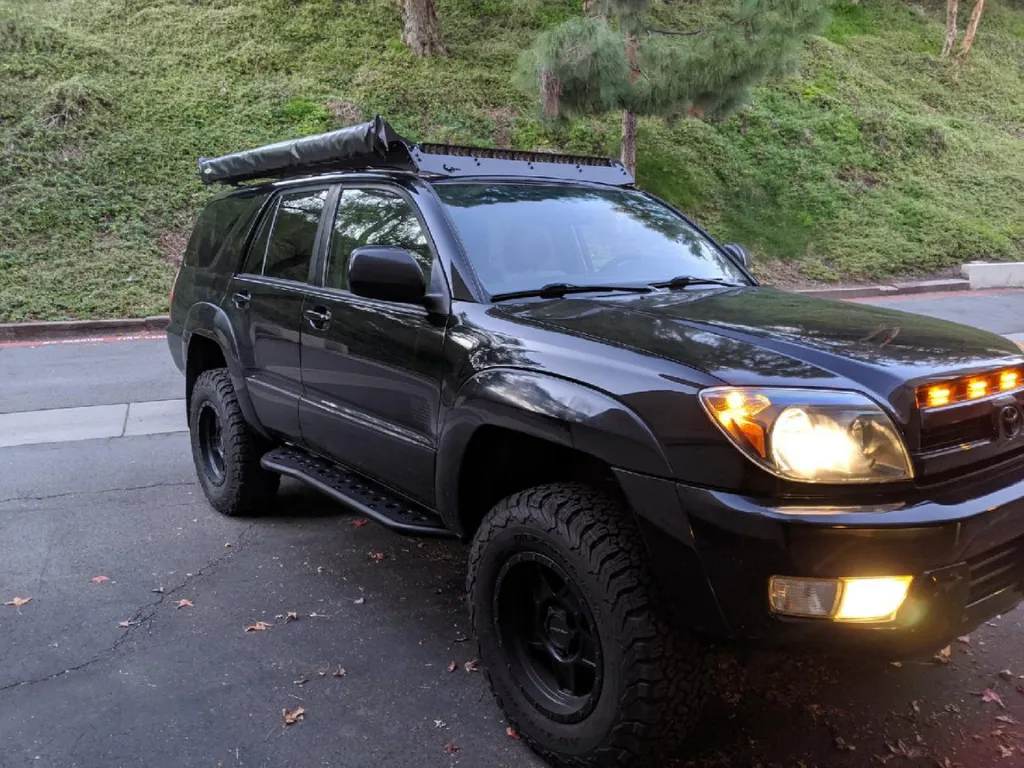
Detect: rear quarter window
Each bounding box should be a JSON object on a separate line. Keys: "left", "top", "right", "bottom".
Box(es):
{"left": 183, "top": 191, "right": 269, "bottom": 269}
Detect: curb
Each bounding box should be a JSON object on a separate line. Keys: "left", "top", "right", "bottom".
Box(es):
{"left": 0, "top": 316, "right": 169, "bottom": 343}
{"left": 795, "top": 278, "right": 970, "bottom": 300}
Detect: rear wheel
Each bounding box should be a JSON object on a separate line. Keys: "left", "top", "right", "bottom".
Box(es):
{"left": 467, "top": 482, "right": 708, "bottom": 767}
{"left": 189, "top": 368, "right": 279, "bottom": 516}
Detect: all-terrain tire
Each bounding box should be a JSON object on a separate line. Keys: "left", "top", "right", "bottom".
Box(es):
{"left": 467, "top": 482, "right": 708, "bottom": 767}
{"left": 189, "top": 368, "right": 279, "bottom": 516}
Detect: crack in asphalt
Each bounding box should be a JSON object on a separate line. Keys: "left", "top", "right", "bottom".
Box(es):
{"left": 0, "top": 521, "right": 258, "bottom": 694}
{"left": 0, "top": 480, "right": 195, "bottom": 507}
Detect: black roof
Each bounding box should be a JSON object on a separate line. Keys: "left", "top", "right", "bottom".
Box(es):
{"left": 198, "top": 115, "right": 634, "bottom": 187}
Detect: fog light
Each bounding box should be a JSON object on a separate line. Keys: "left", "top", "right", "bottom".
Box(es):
{"left": 769, "top": 577, "right": 840, "bottom": 618}
{"left": 769, "top": 575, "right": 912, "bottom": 622}
{"left": 834, "top": 576, "right": 912, "bottom": 622}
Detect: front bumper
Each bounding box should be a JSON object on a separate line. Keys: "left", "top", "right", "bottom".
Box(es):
{"left": 618, "top": 462, "right": 1024, "bottom": 658}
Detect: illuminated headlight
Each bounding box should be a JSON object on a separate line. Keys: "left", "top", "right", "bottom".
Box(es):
{"left": 699, "top": 387, "right": 913, "bottom": 484}
{"left": 769, "top": 576, "right": 913, "bottom": 622}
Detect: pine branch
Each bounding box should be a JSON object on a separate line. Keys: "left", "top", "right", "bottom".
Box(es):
{"left": 646, "top": 27, "right": 706, "bottom": 37}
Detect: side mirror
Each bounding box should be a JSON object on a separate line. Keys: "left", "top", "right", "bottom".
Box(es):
{"left": 348, "top": 246, "right": 426, "bottom": 304}
{"left": 723, "top": 243, "right": 751, "bottom": 269}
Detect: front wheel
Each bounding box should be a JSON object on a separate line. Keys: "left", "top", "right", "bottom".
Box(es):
{"left": 467, "top": 483, "right": 708, "bottom": 767}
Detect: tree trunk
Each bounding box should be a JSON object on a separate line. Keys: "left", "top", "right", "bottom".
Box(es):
{"left": 941, "top": 0, "right": 958, "bottom": 57}
{"left": 402, "top": 0, "right": 445, "bottom": 57}
{"left": 956, "top": 0, "right": 984, "bottom": 62}
{"left": 541, "top": 68, "right": 562, "bottom": 119}
{"left": 621, "top": 109, "right": 637, "bottom": 177}
{"left": 583, "top": 0, "right": 595, "bottom": 13}
{"left": 620, "top": 33, "right": 639, "bottom": 177}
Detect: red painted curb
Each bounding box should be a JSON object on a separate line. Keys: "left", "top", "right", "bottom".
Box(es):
{"left": 0, "top": 316, "right": 169, "bottom": 344}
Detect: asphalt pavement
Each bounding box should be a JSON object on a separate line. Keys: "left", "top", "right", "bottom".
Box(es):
{"left": 2, "top": 290, "right": 1023, "bottom": 768}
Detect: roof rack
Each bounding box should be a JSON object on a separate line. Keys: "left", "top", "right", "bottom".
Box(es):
{"left": 197, "top": 115, "right": 634, "bottom": 187}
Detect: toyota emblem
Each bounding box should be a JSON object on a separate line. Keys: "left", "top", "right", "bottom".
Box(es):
{"left": 1001, "top": 405, "right": 1023, "bottom": 438}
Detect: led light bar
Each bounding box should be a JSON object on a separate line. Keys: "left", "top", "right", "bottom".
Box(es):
{"left": 917, "top": 367, "right": 1022, "bottom": 409}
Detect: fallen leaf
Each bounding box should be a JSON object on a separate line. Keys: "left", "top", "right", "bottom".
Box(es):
{"left": 151, "top": 587, "right": 164, "bottom": 594}
{"left": 370, "top": 552, "right": 386, "bottom": 562}
{"left": 996, "top": 715, "right": 1018, "bottom": 724}
{"left": 245, "top": 621, "right": 272, "bottom": 632}
{"left": 446, "top": 661, "right": 457, "bottom": 673}
{"left": 999, "top": 745, "right": 1013, "bottom": 758}
{"left": 5, "top": 597, "right": 32, "bottom": 608}
{"left": 506, "top": 727, "right": 520, "bottom": 740}
{"left": 956, "top": 635, "right": 971, "bottom": 645}
{"left": 434, "top": 719, "right": 447, "bottom": 729}
{"left": 309, "top": 612, "right": 329, "bottom": 618}
{"left": 886, "top": 740, "right": 924, "bottom": 759}
{"left": 224, "top": 542, "right": 233, "bottom": 548}
{"left": 452, "top": 634, "right": 469, "bottom": 643}
{"left": 999, "top": 669, "right": 1012, "bottom": 680}
{"left": 90, "top": 576, "right": 110, "bottom": 584}
{"left": 936, "top": 758, "right": 953, "bottom": 768}
{"left": 889, "top": 661, "right": 903, "bottom": 668}
{"left": 332, "top": 667, "right": 346, "bottom": 678}
{"left": 176, "top": 599, "right": 193, "bottom": 609}
{"left": 444, "top": 743, "right": 459, "bottom": 754}
{"left": 911, "top": 700, "right": 921, "bottom": 714}
{"left": 118, "top": 620, "right": 135, "bottom": 628}
{"left": 351, "top": 519, "right": 369, "bottom": 528}
{"left": 353, "top": 597, "right": 365, "bottom": 605}
{"left": 834, "top": 736, "right": 856, "bottom": 752}
{"left": 933, "top": 645, "right": 952, "bottom": 665}
{"left": 975, "top": 688, "right": 1006, "bottom": 709}
{"left": 464, "top": 659, "right": 480, "bottom": 673}
{"left": 282, "top": 706, "right": 305, "bottom": 725}
{"left": 294, "top": 677, "right": 308, "bottom": 686}
{"left": 285, "top": 612, "right": 298, "bottom": 622}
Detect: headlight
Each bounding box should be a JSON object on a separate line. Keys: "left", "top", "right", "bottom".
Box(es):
{"left": 699, "top": 387, "right": 913, "bottom": 483}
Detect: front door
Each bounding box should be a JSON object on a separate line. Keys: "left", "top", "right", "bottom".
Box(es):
{"left": 224, "top": 186, "right": 331, "bottom": 437}
{"left": 299, "top": 185, "right": 446, "bottom": 505}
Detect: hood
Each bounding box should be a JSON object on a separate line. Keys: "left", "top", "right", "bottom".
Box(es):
{"left": 493, "top": 286, "right": 1022, "bottom": 420}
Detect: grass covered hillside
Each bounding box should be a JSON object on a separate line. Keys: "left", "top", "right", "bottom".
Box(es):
{"left": 1, "top": 0, "right": 1022, "bottom": 321}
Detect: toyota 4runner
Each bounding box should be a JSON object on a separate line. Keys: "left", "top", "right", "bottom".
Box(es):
{"left": 169, "top": 117, "right": 1024, "bottom": 767}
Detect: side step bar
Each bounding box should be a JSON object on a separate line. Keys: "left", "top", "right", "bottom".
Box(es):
{"left": 261, "top": 445, "right": 455, "bottom": 538}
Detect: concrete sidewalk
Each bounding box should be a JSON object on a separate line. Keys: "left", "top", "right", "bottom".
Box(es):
{"left": 855, "top": 288, "right": 1024, "bottom": 342}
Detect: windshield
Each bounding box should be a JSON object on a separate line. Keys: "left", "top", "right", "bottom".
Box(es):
{"left": 434, "top": 183, "right": 748, "bottom": 297}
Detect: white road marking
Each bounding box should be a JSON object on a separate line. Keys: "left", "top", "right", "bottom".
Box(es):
{"left": 0, "top": 399, "right": 186, "bottom": 448}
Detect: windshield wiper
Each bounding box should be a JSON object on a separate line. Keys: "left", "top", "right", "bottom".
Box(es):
{"left": 490, "top": 283, "right": 653, "bottom": 302}
{"left": 650, "top": 275, "right": 744, "bottom": 290}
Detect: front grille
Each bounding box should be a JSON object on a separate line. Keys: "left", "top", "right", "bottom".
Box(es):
{"left": 920, "top": 413, "right": 996, "bottom": 453}
{"left": 967, "top": 537, "right": 1024, "bottom": 605}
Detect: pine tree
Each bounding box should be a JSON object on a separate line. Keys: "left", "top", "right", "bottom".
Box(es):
{"left": 402, "top": 0, "right": 445, "bottom": 56}
{"left": 516, "top": 0, "right": 827, "bottom": 176}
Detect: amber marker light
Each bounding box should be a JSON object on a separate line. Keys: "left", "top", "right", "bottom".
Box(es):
{"left": 703, "top": 390, "right": 771, "bottom": 457}
{"left": 925, "top": 385, "right": 951, "bottom": 408}
{"left": 967, "top": 378, "right": 988, "bottom": 399}
{"left": 1001, "top": 370, "right": 1020, "bottom": 392}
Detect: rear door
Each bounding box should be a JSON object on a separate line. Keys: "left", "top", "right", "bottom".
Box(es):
{"left": 224, "top": 186, "right": 333, "bottom": 438}
{"left": 298, "top": 184, "right": 446, "bottom": 505}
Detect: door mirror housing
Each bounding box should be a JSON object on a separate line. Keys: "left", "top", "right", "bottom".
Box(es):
{"left": 348, "top": 246, "right": 427, "bottom": 304}
{"left": 723, "top": 243, "right": 751, "bottom": 269}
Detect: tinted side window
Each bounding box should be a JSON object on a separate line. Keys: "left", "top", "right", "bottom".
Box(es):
{"left": 325, "top": 188, "right": 431, "bottom": 290}
{"left": 185, "top": 193, "right": 263, "bottom": 269}
{"left": 263, "top": 189, "right": 329, "bottom": 282}
{"left": 241, "top": 199, "right": 277, "bottom": 275}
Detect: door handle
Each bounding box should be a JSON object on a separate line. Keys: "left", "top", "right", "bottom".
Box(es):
{"left": 232, "top": 291, "right": 251, "bottom": 310}
{"left": 304, "top": 306, "right": 332, "bottom": 330}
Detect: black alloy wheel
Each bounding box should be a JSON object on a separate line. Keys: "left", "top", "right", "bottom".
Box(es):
{"left": 495, "top": 552, "right": 603, "bottom": 723}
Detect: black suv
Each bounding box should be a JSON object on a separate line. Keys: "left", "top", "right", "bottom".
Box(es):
{"left": 169, "top": 117, "right": 1024, "bottom": 767}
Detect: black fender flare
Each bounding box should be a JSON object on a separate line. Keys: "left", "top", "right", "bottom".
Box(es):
{"left": 436, "top": 368, "right": 673, "bottom": 533}
{"left": 181, "top": 302, "right": 269, "bottom": 438}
